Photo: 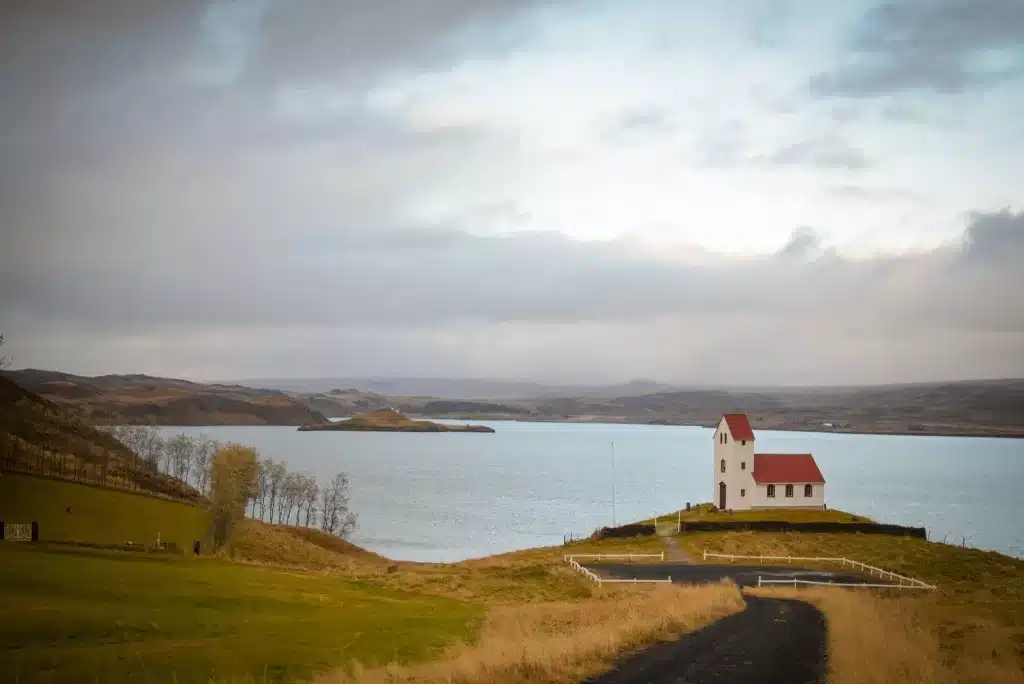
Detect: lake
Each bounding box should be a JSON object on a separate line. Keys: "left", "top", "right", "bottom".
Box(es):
{"left": 157, "top": 421, "right": 1024, "bottom": 562}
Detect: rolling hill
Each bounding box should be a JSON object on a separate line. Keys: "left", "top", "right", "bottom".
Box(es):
{"left": 0, "top": 375, "right": 200, "bottom": 500}
{"left": 2, "top": 369, "right": 328, "bottom": 426}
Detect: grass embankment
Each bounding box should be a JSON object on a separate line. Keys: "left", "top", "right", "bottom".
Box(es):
{"left": 642, "top": 502, "right": 872, "bottom": 524}
{"left": 685, "top": 531, "right": 1024, "bottom": 682}
{"left": 0, "top": 472, "right": 207, "bottom": 550}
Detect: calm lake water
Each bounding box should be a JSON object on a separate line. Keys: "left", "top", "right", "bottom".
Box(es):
{"left": 158, "top": 421, "right": 1024, "bottom": 562}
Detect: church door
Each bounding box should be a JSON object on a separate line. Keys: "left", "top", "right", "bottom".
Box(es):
{"left": 719, "top": 481, "right": 727, "bottom": 510}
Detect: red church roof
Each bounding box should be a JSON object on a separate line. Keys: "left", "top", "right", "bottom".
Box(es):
{"left": 722, "top": 413, "right": 755, "bottom": 441}
{"left": 752, "top": 454, "right": 825, "bottom": 484}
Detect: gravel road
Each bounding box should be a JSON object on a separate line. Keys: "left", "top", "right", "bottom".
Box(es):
{"left": 582, "top": 596, "right": 827, "bottom": 684}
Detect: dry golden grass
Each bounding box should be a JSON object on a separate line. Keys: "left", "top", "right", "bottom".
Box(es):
{"left": 232, "top": 518, "right": 388, "bottom": 573}
{"left": 233, "top": 522, "right": 679, "bottom": 606}
{"left": 316, "top": 581, "right": 744, "bottom": 684}
{"left": 750, "top": 586, "right": 1024, "bottom": 684}
{"left": 690, "top": 531, "right": 1024, "bottom": 677}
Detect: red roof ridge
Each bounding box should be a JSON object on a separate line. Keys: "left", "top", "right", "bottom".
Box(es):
{"left": 752, "top": 453, "right": 825, "bottom": 484}
{"left": 721, "top": 413, "right": 755, "bottom": 441}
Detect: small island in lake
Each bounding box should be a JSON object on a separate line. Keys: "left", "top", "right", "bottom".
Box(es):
{"left": 297, "top": 408, "right": 495, "bottom": 433}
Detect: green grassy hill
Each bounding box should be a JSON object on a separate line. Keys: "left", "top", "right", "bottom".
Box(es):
{"left": 0, "top": 472, "right": 208, "bottom": 551}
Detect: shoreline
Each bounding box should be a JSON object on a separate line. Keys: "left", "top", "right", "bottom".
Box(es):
{"left": 413, "top": 414, "right": 1024, "bottom": 439}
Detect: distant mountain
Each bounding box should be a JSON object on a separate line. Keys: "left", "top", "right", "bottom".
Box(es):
{"left": 235, "top": 376, "right": 683, "bottom": 400}
{"left": 2, "top": 369, "right": 328, "bottom": 426}
{"left": 7, "top": 368, "right": 1022, "bottom": 437}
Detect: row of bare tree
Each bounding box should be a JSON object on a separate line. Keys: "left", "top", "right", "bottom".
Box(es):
{"left": 106, "top": 426, "right": 217, "bottom": 495}
{"left": 105, "top": 426, "right": 357, "bottom": 538}
{"left": 251, "top": 458, "right": 356, "bottom": 536}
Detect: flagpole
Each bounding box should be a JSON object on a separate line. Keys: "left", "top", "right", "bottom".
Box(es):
{"left": 611, "top": 440, "right": 616, "bottom": 527}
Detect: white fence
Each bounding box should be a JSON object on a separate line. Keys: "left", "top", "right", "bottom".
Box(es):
{"left": 565, "top": 553, "right": 671, "bottom": 586}
{"left": 563, "top": 552, "right": 665, "bottom": 562}
{"left": 757, "top": 577, "right": 927, "bottom": 590}
{"left": 703, "top": 550, "right": 936, "bottom": 590}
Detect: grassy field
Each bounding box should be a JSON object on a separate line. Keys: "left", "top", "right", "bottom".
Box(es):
{"left": 641, "top": 502, "right": 873, "bottom": 524}
{"left": 0, "top": 472, "right": 208, "bottom": 550}
{"left": 0, "top": 522, "right": 742, "bottom": 684}
{"left": 0, "top": 543, "right": 481, "bottom": 684}
{"left": 683, "top": 530, "right": 1024, "bottom": 678}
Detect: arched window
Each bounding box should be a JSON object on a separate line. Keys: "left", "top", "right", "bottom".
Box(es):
{"left": 767, "top": 484, "right": 776, "bottom": 498}
{"left": 785, "top": 484, "right": 794, "bottom": 498}
{"left": 804, "top": 484, "right": 813, "bottom": 497}
{"left": 720, "top": 459, "right": 726, "bottom": 473}
{"left": 723, "top": 433, "right": 728, "bottom": 444}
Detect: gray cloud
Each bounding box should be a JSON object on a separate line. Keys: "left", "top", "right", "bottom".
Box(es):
{"left": 811, "top": 0, "right": 1024, "bottom": 96}
{"left": 2, "top": 0, "right": 1022, "bottom": 385}
{"left": 616, "top": 107, "right": 675, "bottom": 133}
{"left": 776, "top": 228, "right": 822, "bottom": 259}
{"left": 825, "top": 185, "right": 923, "bottom": 203}
{"left": 241, "top": 0, "right": 546, "bottom": 88}
{"left": 959, "top": 209, "right": 1024, "bottom": 264}
{"left": 763, "top": 137, "right": 872, "bottom": 170}
{"left": 3, "top": 177, "right": 1023, "bottom": 379}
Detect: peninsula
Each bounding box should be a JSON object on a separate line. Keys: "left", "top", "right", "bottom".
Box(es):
{"left": 297, "top": 408, "right": 495, "bottom": 433}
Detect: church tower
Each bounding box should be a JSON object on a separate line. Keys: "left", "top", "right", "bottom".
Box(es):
{"left": 713, "top": 413, "right": 756, "bottom": 511}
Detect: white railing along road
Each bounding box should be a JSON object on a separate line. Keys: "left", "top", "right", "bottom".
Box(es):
{"left": 704, "top": 550, "right": 936, "bottom": 590}
{"left": 565, "top": 552, "right": 671, "bottom": 586}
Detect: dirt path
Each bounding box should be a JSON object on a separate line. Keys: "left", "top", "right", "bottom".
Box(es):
{"left": 661, "top": 535, "right": 694, "bottom": 563}
{"left": 582, "top": 596, "right": 827, "bottom": 684}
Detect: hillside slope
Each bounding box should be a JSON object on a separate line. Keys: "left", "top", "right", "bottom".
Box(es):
{"left": 3, "top": 369, "right": 329, "bottom": 426}
{"left": 0, "top": 376, "right": 200, "bottom": 500}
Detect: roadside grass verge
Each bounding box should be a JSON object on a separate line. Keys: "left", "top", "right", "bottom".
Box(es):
{"left": 0, "top": 543, "right": 480, "bottom": 684}
{"left": 0, "top": 471, "right": 208, "bottom": 550}
{"left": 750, "top": 586, "right": 1024, "bottom": 684}
{"left": 688, "top": 531, "right": 1024, "bottom": 675}
{"left": 314, "top": 582, "right": 745, "bottom": 684}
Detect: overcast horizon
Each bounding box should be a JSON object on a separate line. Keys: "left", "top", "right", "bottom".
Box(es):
{"left": 2, "top": 0, "right": 1023, "bottom": 386}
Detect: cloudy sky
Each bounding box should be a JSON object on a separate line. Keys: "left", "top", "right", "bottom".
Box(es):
{"left": 1, "top": 0, "right": 1022, "bottom": 386}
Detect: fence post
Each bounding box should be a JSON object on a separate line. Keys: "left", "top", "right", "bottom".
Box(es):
{"left": 31, "top": 521, "right": 39, "bottom": 542}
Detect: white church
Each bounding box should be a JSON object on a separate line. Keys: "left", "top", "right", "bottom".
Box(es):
{"left": 713, "top": 413, "right": 826, "bottom": 511}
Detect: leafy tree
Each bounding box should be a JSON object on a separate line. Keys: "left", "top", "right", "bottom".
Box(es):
{"left": 209, "top": 444, "right": 259, "bottom": 552}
